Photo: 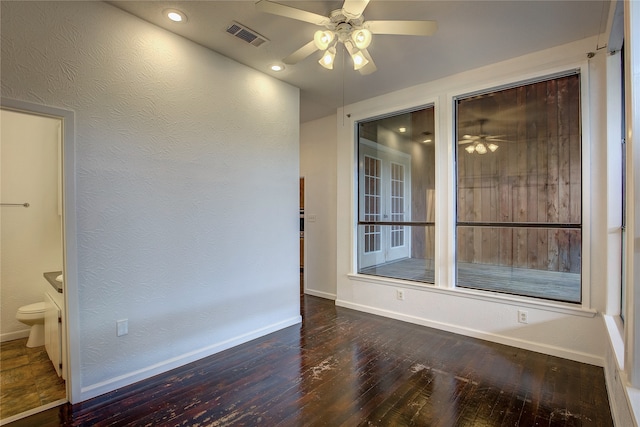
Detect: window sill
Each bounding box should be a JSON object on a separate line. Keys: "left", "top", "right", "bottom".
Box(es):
{"left": 347, "top": 273, "right": 597, "bottom": 318}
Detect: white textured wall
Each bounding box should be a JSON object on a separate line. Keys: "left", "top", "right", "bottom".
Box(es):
{"left": 300, "top": 114, "right": 338, "bottom": 299}
{"left": 1, "top": 1, "right": 300, "bottom": 402}
{"left": 334, "top": 37, "right": 609, "bottom": 366}
{"left": 1, "top": 110, "right": 63, "bottom": 341}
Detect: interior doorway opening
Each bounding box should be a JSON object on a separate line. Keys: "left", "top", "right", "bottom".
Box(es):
{"left": 0, "top": 101, "right": 74, "bottom": 424}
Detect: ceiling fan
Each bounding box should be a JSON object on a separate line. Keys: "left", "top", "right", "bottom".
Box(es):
{"left": 458, "top": 119, "right": 509, "bottom": 154}
{"left": 256, "top": 0, "right": 437, "bottom": 75}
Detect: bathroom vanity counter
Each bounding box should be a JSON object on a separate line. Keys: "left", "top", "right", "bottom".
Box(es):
{"left": 43, "top": 271, "right": 63, "bottom": 293}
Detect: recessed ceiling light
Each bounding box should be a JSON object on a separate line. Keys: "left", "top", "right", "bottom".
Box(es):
{"left": 165, "top": 9, "right": 186, "bottom": 23}
{"left": 271, "top": 64, "right": 285, "bottom": 72}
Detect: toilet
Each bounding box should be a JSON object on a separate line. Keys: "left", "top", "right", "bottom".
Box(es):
{"left": 16, "top": 302, "right": 46, "bottom": 347}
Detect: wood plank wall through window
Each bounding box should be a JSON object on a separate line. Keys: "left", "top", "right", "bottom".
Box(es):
{"left": 456, "top": 73, "right": 582, "bottom": 303}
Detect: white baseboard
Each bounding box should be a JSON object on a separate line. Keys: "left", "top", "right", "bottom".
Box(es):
{"left": 304, "top": 288, "right": 336, "bottom": 300}
{"left": 336, "top": 299, "right": 603, "bottom": 367}
{"left": 1, "top": 329, "right": 30, "bottom": 343}
{"left": 79, "top": 315, "right": 302, "bottom": 402}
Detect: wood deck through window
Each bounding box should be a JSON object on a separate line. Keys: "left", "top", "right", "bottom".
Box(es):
{"left": 359, "top": 258, "right": 580, "bottom": 303}
{"left": 8, "top": 295, "right": 610, "bottom": 426}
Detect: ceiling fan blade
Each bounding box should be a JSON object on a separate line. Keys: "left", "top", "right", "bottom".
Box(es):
{"left": 256, "top": 0, "right": 330, "bottom": 26}
{"left": 358, "top": 48, "right": 377, "bottom": 75}
{"left": 459, "top": 134, "right": 476, "bottom": 142}
{"left": 283, "top": 40, "right": 319, "bottom": 65}
{"left": 342, "top": 0, "right": 370, "bottom": 19}
{"left": 366, "top": 20, "right": 438, "bottom": 36}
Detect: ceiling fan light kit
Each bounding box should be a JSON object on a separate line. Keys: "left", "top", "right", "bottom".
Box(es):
{"left": 463, "top": 140, "right": 500, "bottom": 154}
{"left": 256, "top": 0, "right": 437, "bottom": 75}
{"left": 459, "top": 119, "right": 506, "bottom": 154}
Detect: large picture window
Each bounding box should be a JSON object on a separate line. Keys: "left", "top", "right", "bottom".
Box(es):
{"left": 455, "top": 73, "right": 582, "bottom": 303}
{"left": 357, "top": 106, "right": 435, "bottom": 283}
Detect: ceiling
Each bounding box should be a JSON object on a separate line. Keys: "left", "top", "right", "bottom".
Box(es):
{"left": 108, "top": 0, "right": 610, "bottom": 123}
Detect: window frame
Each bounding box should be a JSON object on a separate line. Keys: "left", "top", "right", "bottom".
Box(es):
{"left": 443, "top": 65, "right": 592, "bottom": 308}
{"left": 452, "top": 71, "right": 584, "bottom": 304}
{"left": 345, "top": 62, "right": 592, "bottom": 312}
{"left": 355, "top": 104, "right": 437, "bottom": 282}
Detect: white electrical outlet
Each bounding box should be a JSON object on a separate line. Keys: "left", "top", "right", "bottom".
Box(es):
{"left": 517, "top": 310, "right": 528, "bottom": 324}
{"left": 397, "top": 289, "right": 405, "bottom": 301}
{"left": 116, "top": 319, "right": 129, "bottom": 336}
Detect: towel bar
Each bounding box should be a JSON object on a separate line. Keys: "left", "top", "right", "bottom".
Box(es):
{"left": 0, "top": 202, "right": 29, "bottom": 207}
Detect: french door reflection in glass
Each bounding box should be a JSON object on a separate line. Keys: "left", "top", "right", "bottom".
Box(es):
{"left": 358, "top": 140, "right": 411, "bottom": 268}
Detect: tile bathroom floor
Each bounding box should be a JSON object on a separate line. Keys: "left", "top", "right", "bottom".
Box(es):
{"left": 0, "top": 338, "right": 65, "bottom": 419}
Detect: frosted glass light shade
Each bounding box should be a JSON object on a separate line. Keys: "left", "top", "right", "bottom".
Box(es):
{"left": 352, "top": 29, "right": 372, "bottom": 49}
{"left": 314, "top": 30, "right": 335, "bottom": 50}
{"left": 351, "top": 50, "right": 369, "bottom": 70}
{"left": 319, "top": 47, "right": 336, "bottom": 69}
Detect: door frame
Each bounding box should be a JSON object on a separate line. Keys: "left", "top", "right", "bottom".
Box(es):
{"left": 1, "top": 98, "right": 79, "bottom": 406}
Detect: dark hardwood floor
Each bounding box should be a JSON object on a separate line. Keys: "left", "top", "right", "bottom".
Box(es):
{"left": 7, "top": 295, "right": 612, "bottom": 426}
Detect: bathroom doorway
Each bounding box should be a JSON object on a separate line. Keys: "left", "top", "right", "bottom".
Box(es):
{"left": 0, "top": 108, "right": 67, "bottom": 423}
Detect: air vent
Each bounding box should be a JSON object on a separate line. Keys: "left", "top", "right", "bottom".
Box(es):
{"left": 225, "top": 21, "right": 269, "bottom": 47}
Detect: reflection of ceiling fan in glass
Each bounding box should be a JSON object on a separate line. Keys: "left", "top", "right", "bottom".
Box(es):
{"left": 256, "top": 0, "right": 437, "bottom": 75}
{"left": 458, "top": 119, "right": 508, "bottom": 154}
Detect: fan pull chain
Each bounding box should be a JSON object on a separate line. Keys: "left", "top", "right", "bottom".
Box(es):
{"left": 342, "top": 44, "right": 346, "bottom": 125}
